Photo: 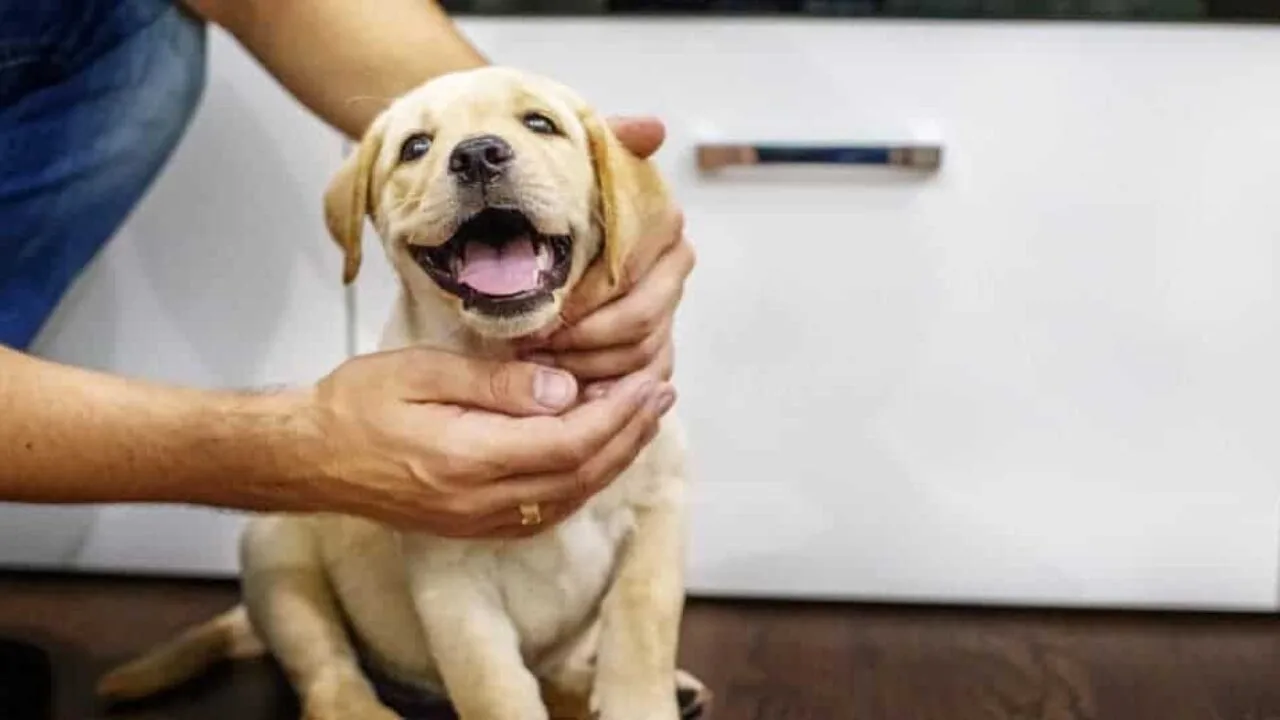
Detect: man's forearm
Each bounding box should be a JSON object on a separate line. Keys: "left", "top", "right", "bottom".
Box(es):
{"left": 0, "top": 347, "right": 316, "bottom": 511}
{"left": 186, "top": 0, "right": 487, "bottom": 139}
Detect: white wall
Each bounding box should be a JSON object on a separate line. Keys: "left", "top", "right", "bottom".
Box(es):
{"left": 4, "top": 19, "right": 1280, "bottom": 611}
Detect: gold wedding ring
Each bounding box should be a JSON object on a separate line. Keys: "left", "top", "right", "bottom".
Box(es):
{"left": 518, "top": 502, "right": 543, "bottom": 527}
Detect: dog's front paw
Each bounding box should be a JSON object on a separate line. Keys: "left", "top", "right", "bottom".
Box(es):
{"left": 594, "top": 669, "right": 711, "bottom": 720}
{"left": 593, "top": 690, "right": 680, "bottom": 720}
{"left": 301, "top": 672, "right": 402, "bottom": 720}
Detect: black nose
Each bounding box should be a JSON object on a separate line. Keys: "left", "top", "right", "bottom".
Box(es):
{"left": 448, "top": 135, "right": 514, "bottom": 184}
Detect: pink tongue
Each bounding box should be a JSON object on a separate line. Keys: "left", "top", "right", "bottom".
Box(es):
{"left": 457, "top": 236, "right": 541, "bottom": 296}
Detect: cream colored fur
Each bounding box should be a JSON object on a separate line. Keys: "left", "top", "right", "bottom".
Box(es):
{"left": 96, "top": 67, "right": 701, "bottom": 720}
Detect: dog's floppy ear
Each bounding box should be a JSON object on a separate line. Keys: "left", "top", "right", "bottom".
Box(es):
{"left": 323, "top": 118, "right": 386, "bottom": 285}
{"left": 580, "top": 111, "right": 668, "bottom": 287}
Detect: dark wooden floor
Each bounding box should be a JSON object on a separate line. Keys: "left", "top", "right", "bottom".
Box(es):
{"left": 4, "top": 571, "right": 1280, "bottom": 720}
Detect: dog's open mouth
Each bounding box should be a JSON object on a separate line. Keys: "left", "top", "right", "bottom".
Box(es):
{"left": 409, "top": 208, "right": 572, "bottom": 315}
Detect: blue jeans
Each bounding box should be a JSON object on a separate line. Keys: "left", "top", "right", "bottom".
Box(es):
{"left": 0, "top": 1, "right": 207, "bottom": 350}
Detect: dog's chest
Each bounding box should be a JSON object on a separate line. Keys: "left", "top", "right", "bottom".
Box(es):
{"left": 496, "top": 483, "right": 637, "bottom": 656}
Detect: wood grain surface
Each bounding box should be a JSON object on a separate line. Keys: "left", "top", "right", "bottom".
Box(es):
{"left": 3, "top": 571, "right": 1280, "bottom": 720}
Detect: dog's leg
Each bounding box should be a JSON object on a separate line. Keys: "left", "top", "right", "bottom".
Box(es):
{"left": 536, "top": 621, "right": 600, "bottom": 720}
{"left": 592, "top": 491, "right": 687, "bottom": 720}
{"left": 240, "top": 518, "right": 397, "bottom": 720}
{"left": 407, "top": 571, "right": 548, "bottom": 720}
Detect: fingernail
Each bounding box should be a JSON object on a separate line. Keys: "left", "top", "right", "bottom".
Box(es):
{"left": 651, "top": 387, "right": 676, "bottom": 413}
{"left": 533, "top": 369, "right": 575, "bottom": 409}
{"left": 634, "top": 380, "right": 658, "bottom": 405}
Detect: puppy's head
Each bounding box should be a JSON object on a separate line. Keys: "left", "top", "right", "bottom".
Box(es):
{"left": 324, "top": 66, "right": 667, "bottom": 340}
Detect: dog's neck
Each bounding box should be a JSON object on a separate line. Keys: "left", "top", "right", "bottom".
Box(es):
{"left": 382, "top": 289, "right": 526, "bottom": 361}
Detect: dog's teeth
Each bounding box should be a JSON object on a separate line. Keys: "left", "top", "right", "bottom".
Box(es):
{"left": 536, "top": 242, "right": 552, "bottom": 272}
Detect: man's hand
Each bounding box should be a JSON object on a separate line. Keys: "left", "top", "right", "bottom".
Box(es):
{"left": 517, "top": 117, "right": 695, "bottom": 395}
{"left": 291, "top": 348, "right": 674, "bottom": 537}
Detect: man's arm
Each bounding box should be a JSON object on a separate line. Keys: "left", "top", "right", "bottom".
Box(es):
{"left": 0, "top": 345, "right": 309, "bottom": 508}
{"left": 0, "top": 344, "right": 672, "bottom": 534}
{"left": 184, "top": 0, "right": 487, "bottom": 138}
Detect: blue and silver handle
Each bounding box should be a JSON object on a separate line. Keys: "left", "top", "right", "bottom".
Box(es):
{"left": 696, "top": 143, "right": 943, "bottom": 172}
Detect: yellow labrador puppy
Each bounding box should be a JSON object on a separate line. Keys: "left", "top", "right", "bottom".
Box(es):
{"left": 95, "top": 67, "right": 706, "bottom": 720}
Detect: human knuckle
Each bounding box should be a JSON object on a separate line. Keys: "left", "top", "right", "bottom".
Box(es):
{"left": 432, "top": 450, "right": 481, "bottom": 482}
{"left": 618, "top": 263, "right": 640, "bottom": 293}
{"left": 572, "top": 466, "right": 600, "bottom": 495}
{"left": 441, "top": 492, "right": 483, "bottom": 519}
{"left": 399, "top": 455, "right": 435, "bottom": 484}
{"left": 486, "top": 363, "right": 520, "bottom": 403}
{"left": 640, "top": 329, "right": 665, "bottom": 357}
{"left": 672, "top": 206, "right": 687, "bottom": 233}
{"left": 625, "top": 310, "right": 659, "bottom": 340}
{"left": 680, "top": 240, "right": 697, "bottom": 271}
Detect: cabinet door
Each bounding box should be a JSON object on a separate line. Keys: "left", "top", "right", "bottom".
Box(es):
{"left": 0, "top": 29, "right": 349, "bottom": 576}
{"left": 356, "top": 18, "right": 1280, "bottom": 611}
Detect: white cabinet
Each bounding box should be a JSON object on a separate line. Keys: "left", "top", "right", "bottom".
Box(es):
{"left": 434, "top": 19, "right": 1276, "bottom": 610}
{"left": 0, "top": 29, "right": 349, "bottom": 575}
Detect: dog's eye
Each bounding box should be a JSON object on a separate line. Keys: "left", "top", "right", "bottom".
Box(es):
{"left": 522, "top": 112, "right": 559, "bottom": 135}
{"left": 399, "top": 133, "right": 433, "bottom": 163}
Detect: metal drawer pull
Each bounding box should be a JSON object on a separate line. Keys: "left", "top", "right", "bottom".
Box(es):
{"left": 696, "top": 143, "right": 943, "bottom": 172}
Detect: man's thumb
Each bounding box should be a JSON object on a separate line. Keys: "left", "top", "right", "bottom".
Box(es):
{"left": 392, "top": 348, "right": 579, "bottom": 415}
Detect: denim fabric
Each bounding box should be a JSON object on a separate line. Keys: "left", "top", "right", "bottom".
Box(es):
{"left": 0, "top": 1, "right": 207, "bottom": 350}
